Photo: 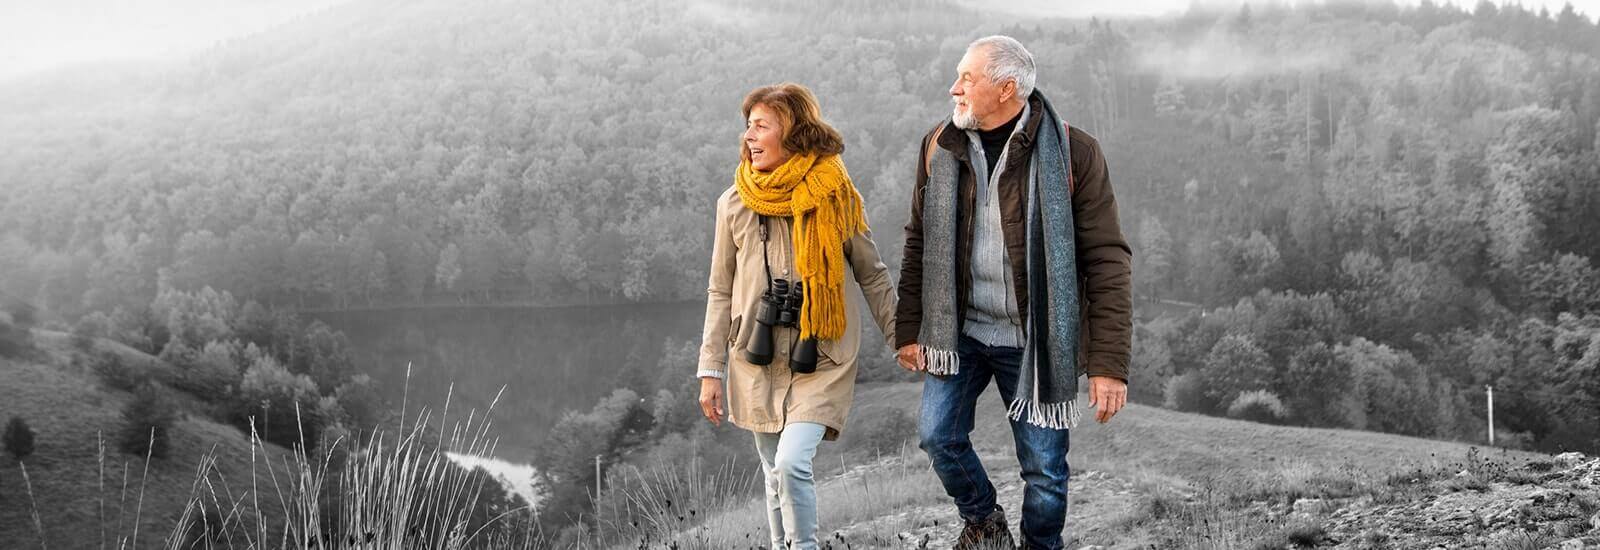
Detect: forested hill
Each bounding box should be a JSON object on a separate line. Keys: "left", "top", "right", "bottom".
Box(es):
{"left": 3, "top": 0, "right": 1600, "bottom": 451}
{"left": 0, "top": 0, "right": 974, "bottom": 313}
{"left": 2, "top": 0, "right": 1597, "bottom": 316}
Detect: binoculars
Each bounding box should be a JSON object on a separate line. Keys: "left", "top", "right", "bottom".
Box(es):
{"left": 742, "top": 279, "right": 819, "bottom": 374}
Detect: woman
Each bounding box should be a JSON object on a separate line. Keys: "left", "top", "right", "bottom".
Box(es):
{"left": 695, "top": 83, "right": 897, "bottom": 550}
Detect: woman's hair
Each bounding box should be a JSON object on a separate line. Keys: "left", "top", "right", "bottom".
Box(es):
{"left": 740, "top": 82, "right": 845, "bottom": 162}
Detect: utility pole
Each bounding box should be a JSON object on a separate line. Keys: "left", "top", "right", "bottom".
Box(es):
{"left": 595, "top": 454, "right": 602, "bottom": 500}
{"left": 1485, "top": 385, "right": 1495, "bottom": 446}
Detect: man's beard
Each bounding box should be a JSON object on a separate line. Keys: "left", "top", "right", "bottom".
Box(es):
{"left": 952, "top": 98, "right": 981, "bottom": 129}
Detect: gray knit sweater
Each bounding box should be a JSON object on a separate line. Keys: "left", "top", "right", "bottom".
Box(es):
{"left": 960, "top": 104, "right": 1030, "bottom": 348}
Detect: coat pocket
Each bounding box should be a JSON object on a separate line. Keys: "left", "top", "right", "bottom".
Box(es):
{"left": 729, "top": 315, "right": 742, "bottom": 347}
{"left": 816, "top": 336, "right": 856, "bottom": 369}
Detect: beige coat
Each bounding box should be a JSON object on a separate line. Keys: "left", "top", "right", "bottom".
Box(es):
{"left": 697, "top": 185, "right": 897, "bottom": 441}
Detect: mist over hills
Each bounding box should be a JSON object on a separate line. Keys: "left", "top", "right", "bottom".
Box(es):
{"left": 2, "top": 0, "right": 1598, "bottom": 463}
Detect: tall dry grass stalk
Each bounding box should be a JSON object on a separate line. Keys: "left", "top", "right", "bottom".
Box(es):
{"left": 592, "top": 453, "right": 758, "bottom": 548}
{"left": 161, "top": 364, "right": 542, "bottom": 549}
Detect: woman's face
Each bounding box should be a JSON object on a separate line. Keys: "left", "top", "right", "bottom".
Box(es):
{"left": 744, "top": 103, "right": 791, "bottom": 172}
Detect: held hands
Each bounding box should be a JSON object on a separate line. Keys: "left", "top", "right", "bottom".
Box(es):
{"left": 896, "top": 343, "right": 925, "bottom": 372}
{"left": 1087, "top": 375, "right": 1127, "bottom": 424}
{"left": 698, "top": 377, "right": 725, "bottom": 426}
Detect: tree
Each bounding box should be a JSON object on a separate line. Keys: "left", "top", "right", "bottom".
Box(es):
{"left": 119, "top": 384, "right": 179, "bottom": 458}
{"left": 1135, "top": 215, "right": 1173, "bottom": 302}
{"left": 1242, "top": 289, "right": 1348, "bottom": 366}
{"left": 1130, "top": 320, "right": 1176, "bottom": 404}
{"left": 168, "top": 230, "right": 229, "bottom": 292}
{"left": 1222, "top": 231, "right": 1281, "bottom": 293}
{"left": 234, "top": 345, "right": 322, "bottom": 450}
{"left": 1227, "top": 390, "right": 1288, "bottom": 424}
{"left": 531, "top": 388, "right": 647, "bottom": 524}
{"left": 434, "top": 242, "right": 463, "bottom": 296}
{"left": 295, "top": 320, "right": 354, "bottom": 391}
{"left": 1521, "top": 253, "right": 1600, "bottom": 316}
{"left": 1485, "top": 106, "right": 1581, "bottom": 270}
{"left": 1335, "top": 338, "right": 1433, "bottom": 435}
{"left": 179, "top": 340, "right": 242, "bottom": 398}
{"left": 286, "top": 230, "right": 338, "bottom": 307}
{"left": 3, "top": 416, "right": 35, "bottom": 460}
{"left": 151, "top": 284, "right": 238, "bottom": 349}
{"left": 1200, "top": 334, "right": 1274, "bottom": 411}
{"left": 1283, "top": 343, "right": 1352, "bottom": 427}
{"left": 1163, "top": 371, "right": 1208, "bottom": 413}
{"left": 333, "top": 374, "right": 384, "bottom": 432}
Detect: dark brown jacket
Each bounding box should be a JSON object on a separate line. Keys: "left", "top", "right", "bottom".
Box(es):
{"left": 894, "top": 92, "right": 1133, "bottom": 382}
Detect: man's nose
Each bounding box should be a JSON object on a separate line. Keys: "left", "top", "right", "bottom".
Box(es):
{"left": 948, "top": 80, "right": 962, "bottom": 96}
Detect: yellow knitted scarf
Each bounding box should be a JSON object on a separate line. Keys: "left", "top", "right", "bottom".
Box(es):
{"left": 734, "top": 153, "right": 867, "bottom": 341}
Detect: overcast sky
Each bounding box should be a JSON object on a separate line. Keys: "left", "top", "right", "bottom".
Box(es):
{"left": 0, "top": 0, "right": 346, "bottom": 79}
{"left": 0, "top": 0, "right": 1596, "bottom": 80}
{"left": 985, "top": 0, "right": 1600, "bottom": 19}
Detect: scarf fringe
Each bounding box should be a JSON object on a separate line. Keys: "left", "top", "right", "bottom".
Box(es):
{"left": 1006, "top": 397, "right": 1082, "bottom": 430}
{"left": 921, "top": 346, "right": 961, "bottom": 375}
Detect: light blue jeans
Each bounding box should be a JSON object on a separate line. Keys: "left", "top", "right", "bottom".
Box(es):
{"left": 753, "top": 421, "right": 826, "bottom": 550}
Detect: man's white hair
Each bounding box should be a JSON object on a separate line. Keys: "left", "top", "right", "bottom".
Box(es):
{"left": 968, "top": 35, "right": 1036, "bottom": 101}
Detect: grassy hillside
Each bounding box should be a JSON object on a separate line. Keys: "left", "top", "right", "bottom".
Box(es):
{"left": 0, "top": 330, "right": 294, "bottom": 549}
{"left": 636, "top": 381, "right": 1564, "bottom": 549}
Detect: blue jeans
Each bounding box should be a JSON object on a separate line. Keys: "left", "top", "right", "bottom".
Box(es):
{"left": 918, "top": 334, "right": 1071, "bottom": 550}
{"left": 753, "top": 422, "right": 827, "bottom": 550}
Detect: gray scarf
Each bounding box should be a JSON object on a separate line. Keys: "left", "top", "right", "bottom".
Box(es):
{"left": 919, "top": 91, "right": 1082, "bottom": 430}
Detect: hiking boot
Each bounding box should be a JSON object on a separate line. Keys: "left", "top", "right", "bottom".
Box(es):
{"left": 953, "top": 504, "right": 1015, "bottom": 550}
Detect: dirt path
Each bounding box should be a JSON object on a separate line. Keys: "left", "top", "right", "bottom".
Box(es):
{"left": 825, "top": 386, "right": 1162, "bottom": 549}
{"left": 829, "top": 458, "right": 1155, "bottom": 549}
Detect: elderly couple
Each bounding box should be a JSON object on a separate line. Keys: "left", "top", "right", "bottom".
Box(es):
{"left": 695, "top": 35, "right": 1132, "bottom": 550}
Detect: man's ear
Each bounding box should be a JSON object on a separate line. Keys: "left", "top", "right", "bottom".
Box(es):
{"left": 1001, "top": 79, "right": 1018, "bottom": 104}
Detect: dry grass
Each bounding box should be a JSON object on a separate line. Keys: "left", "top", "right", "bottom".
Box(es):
{"left": 6, "top": 349, "right": 548, "bottom": 549}
{"left": 590, "top": 453, "right": 760, "bottom": 548}
{"left": 161, "top": 369, "right": 542, "bottom": 549}
{"left": 616, "top": 442, "right": 944, "bottom": 550}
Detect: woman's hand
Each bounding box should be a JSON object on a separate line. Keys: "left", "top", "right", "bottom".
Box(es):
{"left": 698, "top": 377, "right": 725, "bottom": 426}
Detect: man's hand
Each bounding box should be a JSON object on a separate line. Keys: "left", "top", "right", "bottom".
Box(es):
{"left": 1087, "top": 376, "right": 1127, "bottom": 424}
{"left": 698, "top": 377, "right": 724, "bottom": 426}
{"left": 896, "top": 343, "right": 925, "bottom": 372}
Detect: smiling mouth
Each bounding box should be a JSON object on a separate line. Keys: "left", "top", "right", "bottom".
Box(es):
{"left": 750, "top": 147, "right": 765, "bottom": 155}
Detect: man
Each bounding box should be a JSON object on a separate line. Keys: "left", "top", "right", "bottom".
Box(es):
{"left": 894, "top": 35, "right": 1132, "bottom": 550}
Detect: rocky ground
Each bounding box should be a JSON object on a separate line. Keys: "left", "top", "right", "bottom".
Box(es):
{"left": 1312, "top": 451, "right": 1600, "bottom": 549}
{"left": 1223, "top": 451, "right": 1600, "bottom": 549}
{"left": 827, "top": 450, "right": 1600, "bottom": 550}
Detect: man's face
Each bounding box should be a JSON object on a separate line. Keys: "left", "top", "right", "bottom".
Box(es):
{"left": 950, "top": 46, "right": 1010, "bottom": 130}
